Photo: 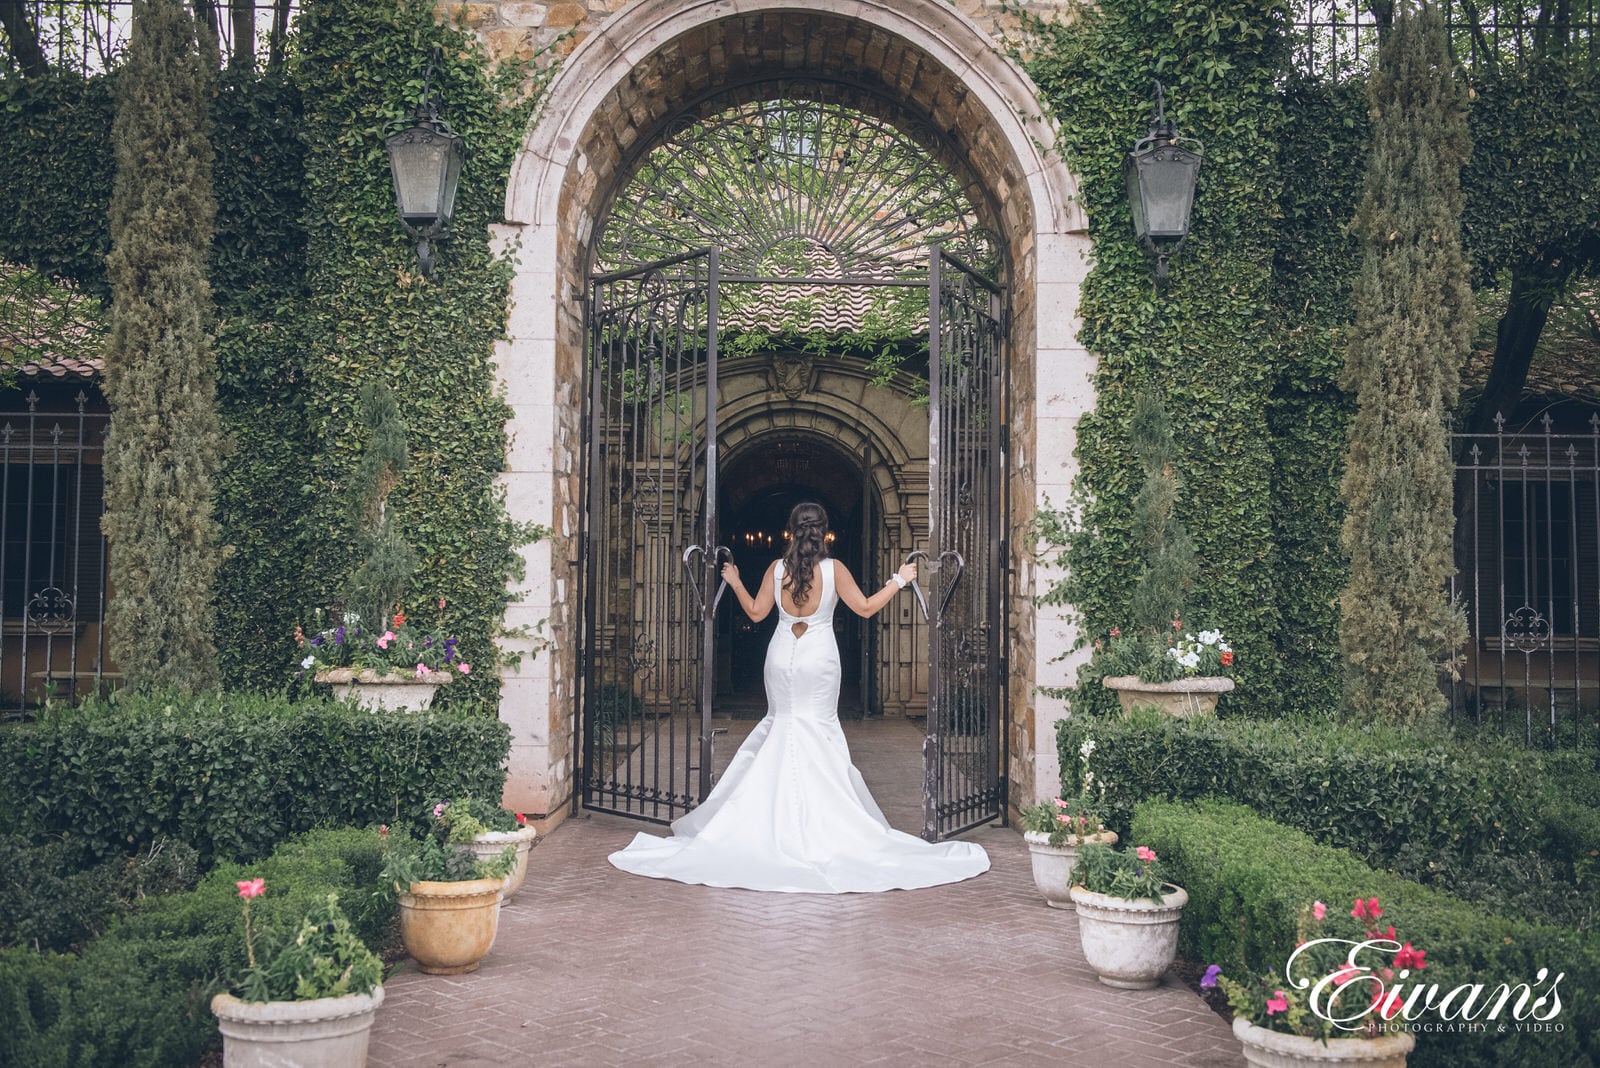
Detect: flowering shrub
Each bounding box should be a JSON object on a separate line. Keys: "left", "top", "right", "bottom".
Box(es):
{"left": 379, "top": 803, "right": 516, "bottom": 890}
{"left": 1019, "top": 737, "right": 1109, "bottom": 846}
{"left": 1072, "top": 841, "right": 1173, "bottom": 902}
{"left": 1206, "top": 895, "right": 1427, "bottom": 1040}
{"left": 232, "top": 879, "right": 382, "bottom": 1003}
{"left": 295, "top": 600, "right": 471, "bottom": 679}
{"left": 1094, "top": 615, "right": 1235, "bottom": 683}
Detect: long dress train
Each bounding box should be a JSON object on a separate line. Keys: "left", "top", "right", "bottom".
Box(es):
{"left": 608, "top": 558, "right": 990, "bottom": 893}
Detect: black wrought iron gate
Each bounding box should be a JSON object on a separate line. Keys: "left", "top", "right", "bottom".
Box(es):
{"left": 922, "top": 248, "right": 1008, "bottom": 840}
{"left": 579, "top": 249, "right": 721, "bottom": 822}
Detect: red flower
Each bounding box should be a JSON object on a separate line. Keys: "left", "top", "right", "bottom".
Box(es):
{"left": 235, "top": 878, "right": 265, "bottom": 899}
{"left": 1351, "top": 896, "right": 1382, "bottom": 921}
{"left": 1351, "top": 898, "right": 1368, "bottom": 919}
{"left": 1220, "top": 650, "right": 1234, "bottom": 667}
{"left": 515, "top": 812, "right": 528, "bottom": 826}
{"left": 1367, "top": 897, "right": 1383, "bottom": 920}
{"left": 1110, "top": 627, "right": 1121, "bottom": 637}
{"left": 1172, "top": 618, "right": 1183, "bottom": 630}
{"left": 1393, "top": 943, "right": 1427, "bottom": 971}
{"left": 1370, "top": 986, "right": 1402, "bottom": 1020}
{"left": 392, "top": 610, "right": 407, "bottom": 626}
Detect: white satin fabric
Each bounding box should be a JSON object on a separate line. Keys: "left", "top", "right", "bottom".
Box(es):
{"left": 608, "top": 559, "right": 990, "bottom": 893}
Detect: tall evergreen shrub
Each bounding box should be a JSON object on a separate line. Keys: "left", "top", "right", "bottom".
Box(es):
{"left": 1339, "top": 2, "right": 1470, "bottom": 724}
{"left": 102, "top": 0, "right": 222, "bottom": 692}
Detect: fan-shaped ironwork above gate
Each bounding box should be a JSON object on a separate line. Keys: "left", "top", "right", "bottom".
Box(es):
{"left": 596, "top": 90, "right": 999, "bottom": 284}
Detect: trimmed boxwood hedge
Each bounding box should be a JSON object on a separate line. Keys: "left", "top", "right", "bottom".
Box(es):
{"left": 0, "top": 690, "right": 510, "bottom": 864}
{"left": 0, "top": 826, "right": 395, "bottom": 1068}
{"left": 1133, "top": 799, "right": 1599, "bottom": 1068}
{"left": 1058, "top": 713, "right": 1544, "bottom": 865}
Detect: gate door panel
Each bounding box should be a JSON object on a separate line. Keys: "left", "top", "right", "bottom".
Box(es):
{"left": 580, "top": 249, "right": 720, "bottom": 823}
{"left": 923, "top": 248, "right": 1008, "bottom": 840}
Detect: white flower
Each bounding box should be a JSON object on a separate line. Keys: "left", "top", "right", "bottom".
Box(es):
{"left": 1219, "top": 642, "right": 1232, "bottom": 653}
{"left": 1079, "top": 738, "right": 1096, "bottom": 759}
{"left": 1180, "top": 651, "right": 1200, "bottom": 669}
{"left": 1198, "top": 629, "right": 1221, "bottom": 645}
{"left": 1167, "top": 647, "right": 1184, "bottom": 661}
{"left": 300, "top": 655, "right": 315, "bottom": 670}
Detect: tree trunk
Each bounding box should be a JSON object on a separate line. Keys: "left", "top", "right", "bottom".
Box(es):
{"left": 229, "top": 0, "right": 254, "bottom": 71}
{"left": 267, "top": 0, "right": 290, "bottom": 69}
{"left": 0, "top": 0, "right": 50, "bottom": 78}
{"left": 1466, "top": 258, "right": 1566, "bottom": 436}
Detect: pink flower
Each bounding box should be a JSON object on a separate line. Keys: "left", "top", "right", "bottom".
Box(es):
{"left": 1135, "top": 846, "right": 1157, "bottom": 862}
{"left": 1331, "top": 964, "right": 1360, "bottom": 987}
{"left": 1056, "top": 814, "right": 1073, "bottom": 826}
{"left": 1052, "top": 797, "right": 1069, "bottom": 809}
{"left": 1371, "top": 987, "right": 1401, "bottom": 1020}
{"left": 1393, "top": 943, "right": 1427, "bottom": 971}
{"left": 1110, "top": 627, "right": 1121, "bottom": 637}
{"left": 1312, "top": 900, "right": 1327, "bottom": 921}
{"left": 415, "top": 663, "right": 428, "bottom": 678}
{"left": 433, "top": 802, "right": 446, "bottom": 818}
{"left": 1265, "top": 991, "right": 1288, "bottom": 1016}
{"left": 458, "top": 662, "right": 471, "bottom": 674}
{"left": 235, "top": 878, "right": 265, "bottom": 899}
{"left": 1366, "top": 897, "right": 1384, "bottom": 920}
{"left": 1351, "top": 897, "right": 1369, "bottom": 919}
{"left": 438, "top": 598, "right": 447, "bottom": 610}
{"left": 379, "top": 824, "right": 389, "bottom": 837}
{"left": 377, "top": 630, "right": 396, "bottom": 649}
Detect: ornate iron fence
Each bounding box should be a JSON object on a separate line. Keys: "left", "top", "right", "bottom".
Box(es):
{"left": 1290, "top": 1, "right": 1600, "bottom": 80}
{"left": 0, "top": 384, "right": 111, "bottom": 718}
{"left": 1450, "top": 412, "right": 1600, "bottom": 745}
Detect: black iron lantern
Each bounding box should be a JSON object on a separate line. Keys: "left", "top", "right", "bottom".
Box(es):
{"left": 385, "top": 51, "right": 465, "bottom": 278}
{"left": 1123, "top": 81, "right": 1203, "bottom": 284}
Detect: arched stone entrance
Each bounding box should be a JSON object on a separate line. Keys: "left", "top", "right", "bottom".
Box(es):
{"left": 491, "top": 0, "right": 1093, "bottom": 826}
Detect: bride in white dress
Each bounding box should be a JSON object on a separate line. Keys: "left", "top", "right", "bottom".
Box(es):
{"left": 608, "top": 502, "right": 990, "bottom": 893}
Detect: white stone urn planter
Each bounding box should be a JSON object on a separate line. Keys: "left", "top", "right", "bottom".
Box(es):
{"left": 1023, "top": 829, "right": 1117, "bottom": 909}
{"left": 469, "top": 824, "right": 538, "bottom": 902}
{"left": 397, "top": 878, "right": 503, "bottom": 975}
{"left": 1102, "top": 675, "right": 1234, "bottom": 716}
{"left": 1069, "top": 883, "right": 1188, "bottom": 988}
{"left": 316, "top": 668, "right": 450, "bottom": 711}
{"left": 1233, "top": 1017, "right": 1415, "bottom": 1068}
{"left": 211, "top": 987, "right": 384, "bottom": 1068}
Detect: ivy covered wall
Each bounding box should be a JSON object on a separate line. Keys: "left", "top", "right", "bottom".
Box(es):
{"left": 0, "top": 0, "right": 541, "bottom": 702}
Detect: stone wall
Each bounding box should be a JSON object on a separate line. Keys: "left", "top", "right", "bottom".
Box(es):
{"left": 444, "top": 0, "right": 1073, "bottom": 84}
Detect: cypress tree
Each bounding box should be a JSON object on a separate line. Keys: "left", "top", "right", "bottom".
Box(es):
{"left": 344, "top": 381, "right": 416, "bottom": 630}
{"left": 1339, "top": 2, "right": 1470, "bottom": 724}
{"left": 102, "top": 0, "right": 222, "bottom": 692}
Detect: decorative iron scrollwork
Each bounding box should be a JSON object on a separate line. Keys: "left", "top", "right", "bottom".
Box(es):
{"left": 1503, "top": 606, "right": 1551, "bottom": 653}
{"left": 26, "top": 586, "right": 75, "bottom": 633}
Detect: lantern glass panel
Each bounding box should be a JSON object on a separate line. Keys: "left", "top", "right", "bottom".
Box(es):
{"left": 389, "top": 137, "right": 449, "bottom": 223}
{"left": 1133, "top": 146, "right": 1200, "bottom": 241}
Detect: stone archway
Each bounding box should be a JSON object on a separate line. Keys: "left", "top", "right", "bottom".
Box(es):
{"left": 490, "top": 0, "right": 1094, "bottom": 825}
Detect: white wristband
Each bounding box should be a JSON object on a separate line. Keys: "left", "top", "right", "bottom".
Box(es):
{"left": 890, "top": 573, "right": 908, "bottom": 589}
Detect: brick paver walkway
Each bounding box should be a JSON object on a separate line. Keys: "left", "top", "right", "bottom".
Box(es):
{"left": 370, "top": 718, "right": 1243, "bottom": 1067}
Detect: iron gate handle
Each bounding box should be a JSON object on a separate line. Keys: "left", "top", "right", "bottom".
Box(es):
{"left": 681, "top": 544, "right": 706, "bottom": 608}
{"left": 904, "top": 549, "right": 966, "bottom": 622}
{"left": 710, "top": 546, "right": 733, "bottom": 612}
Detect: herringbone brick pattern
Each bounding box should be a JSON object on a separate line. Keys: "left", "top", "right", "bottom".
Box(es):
{"left": 369, "top": 718, "right": 1242, "bottom": 1067}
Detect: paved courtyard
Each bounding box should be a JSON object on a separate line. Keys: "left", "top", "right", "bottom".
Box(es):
{"left": 370, "top": 718, "right": 1242, "bottom": 1067}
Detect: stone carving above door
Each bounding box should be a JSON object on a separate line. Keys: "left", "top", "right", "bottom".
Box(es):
{"left": 773, "top": 353, "right": 814, "bottom": 399}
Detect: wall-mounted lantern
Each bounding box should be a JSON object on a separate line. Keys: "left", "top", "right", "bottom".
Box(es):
{"left": 1123, "top": 81, "right": 1203, "bottom": 285}
{"left": 384, "top": 49, "right": 465, "bottom": 279}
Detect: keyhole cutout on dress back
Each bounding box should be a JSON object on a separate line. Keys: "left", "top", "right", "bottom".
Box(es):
{"left": 791, "top": 622, "right": 808, "bottom": 639}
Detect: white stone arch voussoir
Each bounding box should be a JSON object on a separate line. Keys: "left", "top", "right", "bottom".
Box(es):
{"left": 492, "top": 0, "right": 1095, "bottom": 822}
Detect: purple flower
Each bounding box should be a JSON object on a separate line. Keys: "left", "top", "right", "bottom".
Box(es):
{"left": 334, "top": 626, "right": 345, "bottom": 644}
{"left": 1200, "top": 964, "right": 1221, "bottom": 990}
{"left": 309, "top": 635, "right": 324, "bottom": 647}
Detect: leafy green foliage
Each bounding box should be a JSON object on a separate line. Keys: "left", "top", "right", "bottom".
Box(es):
{"left": 238, "top": 893, "right": 382, "bottom": 1003}
{"left": 1135, "top": 799, "right": 1600, "bottom": 1068}
{"left": 0, "top": 827, "right": 393, "bottom": 1067}
{"left": 102, "top": 0, "right": 223, "bottom": 693}
{"left": 379, "top": 831, "right": 513, "bottom": 890}
{"left": 1019, "top": 0, "right": 1299, "bottom": 717}
{"left": 1339, "top": 4, "right": 1471, "bottom": 725}
{"left": 343, "top": 381, "right": 416, "bottom": 628}
{"left": 0, "top": 837, "right": 199, "bottom": 954}
{"left": 1056, "top": 713, "right": 1543, "bottom": 863}
{"left": 1072, "top": 840, "right": 1172, "bottom": 902}
{"left": 0, "top": 689, "right": 510, "bottom": 865}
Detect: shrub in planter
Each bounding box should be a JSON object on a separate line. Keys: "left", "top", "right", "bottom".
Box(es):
{"left": 381, "top": 827, "right": 514, "bottom": 975}
{"left": 1069, "top": 842, "right": 1188, "bottom": 989}
{"left": 1133, "top": 799, "right": 1599, "bottom": 1068}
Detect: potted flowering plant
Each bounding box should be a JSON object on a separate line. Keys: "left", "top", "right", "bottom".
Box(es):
{"left": 1205, "top": 896, "right": 1420, "bottom": 1066}
{"left": 297, "top": 600, "right": 471, "bottom": 712}
{"left": 434, "top": 796, "right": 539, "bottom": 901}
{"left": 1068, "top": 842, "right": 1188, "bottom": 989}
{"left": 210, "top": 881, "right": 386, "bottom": 1067}
{"left": 381, "top": 810, "right": 516, "bottom": 975}
{"left": 1018, "top": 737, "right": 1117, "bottom": 908}
{"left": 1098, "top": 616, "right": 1237, "bottom": 716}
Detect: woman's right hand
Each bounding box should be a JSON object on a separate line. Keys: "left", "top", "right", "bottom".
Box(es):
{"left": 720, "top": 561, "right": 741, "bottom": 588}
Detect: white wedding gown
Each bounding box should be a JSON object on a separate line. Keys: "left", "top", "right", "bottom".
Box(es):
{"left": 608, "top": 559, "right": 990, "bottom": 893}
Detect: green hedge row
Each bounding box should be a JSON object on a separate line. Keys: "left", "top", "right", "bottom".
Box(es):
{"left": 0, "top": 826, "right": 394, "bottom": 1068}
{"left": 0, "top": 690, "right": 510, "bottom": 864}
{"left": 1058, "top": 713, "right": 1544, "bottom": 864}
{"left": 1133, "top": 799, "right": 1600, "bottom": 1068}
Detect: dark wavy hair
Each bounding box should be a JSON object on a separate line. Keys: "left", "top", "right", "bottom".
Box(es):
{"left": 781, "top": 502, "right": 830, "bottom": 606}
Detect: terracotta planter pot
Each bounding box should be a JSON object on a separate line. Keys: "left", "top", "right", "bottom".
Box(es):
{"left": 316, "top": 668, "right": 450, "bottom": 712}
{"left": 398, "top": 878, "right": 503, "bottom": 975}
{"left": 1102, "top": 675, "right": 1234, "bottom": 716}
{"left": 1069, "top": 883, "right": 1188, "bottom": 989}
{"left": 1232, "top": 1017, "right": 1415, "bottom": 1068}
{"left": 1023, "top": 829, "right": 1117, "bottom": 909}
{"left": 211, "top": 987, "right": 384, "bottom": 1068}
{"left": 470, "top": 824, "right": 538, "bottom": 901}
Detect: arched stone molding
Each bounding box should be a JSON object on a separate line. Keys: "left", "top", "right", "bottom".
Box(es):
{"left": 493, "top": 0, "right": 1095, "bottom": 824}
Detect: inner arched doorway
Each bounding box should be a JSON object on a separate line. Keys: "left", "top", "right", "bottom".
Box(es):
{"left": 493, "top": 0, "right": 1094, "bottom": 834}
